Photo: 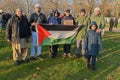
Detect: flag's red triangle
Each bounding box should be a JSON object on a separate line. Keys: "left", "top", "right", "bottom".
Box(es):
{"left": 37, "top": 24, "right": 51, "bottom": 46}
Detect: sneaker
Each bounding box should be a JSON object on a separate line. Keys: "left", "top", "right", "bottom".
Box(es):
{"left": 21, "top": 59, "right": 30, "bottom": 63}
{"left": 63, "top": 53, "right": 67, "bottom": 58}
{"left": 30, "top": 57, "right": 35, "bottom": 62}
{"left": 37, "top": 55, "right": 44, "bottom": 61}
{"left": 67, "top": 53, "right": 72, "bottom": 58}
{"left": 14, "top": 60, "right": 21, "bottom": 65}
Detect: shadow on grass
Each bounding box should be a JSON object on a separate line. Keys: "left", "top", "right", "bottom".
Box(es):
{"left": 0, "top": 52, "right": 73, "bottom": 80}
{"left": 0, "top": 31, "right": 120, "bottom": 80}
{"left": 64, "top": 49, "right": 120, "bottom": 80}
{"left": 0, "top": 51, "right": 12, "bottom": 62}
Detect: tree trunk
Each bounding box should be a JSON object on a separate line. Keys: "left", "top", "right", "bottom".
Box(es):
{"left": 26, "top": 0, "right": 29, "bottom": 16}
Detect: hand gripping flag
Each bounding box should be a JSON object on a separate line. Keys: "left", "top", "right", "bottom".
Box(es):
{"left": 36, "top": 24, "right": 51, "bottom": 46}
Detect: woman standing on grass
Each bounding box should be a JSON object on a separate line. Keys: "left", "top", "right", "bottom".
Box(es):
{"left": 62, "top": 9, "right": 75, "bottom": 58}
{"left": 48, "top": 9, "right": 61, "bottom": 58}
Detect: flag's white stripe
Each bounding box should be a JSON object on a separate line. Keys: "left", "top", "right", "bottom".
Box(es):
{"left": 48, "top": 31, "right": 76, "bottom": 39}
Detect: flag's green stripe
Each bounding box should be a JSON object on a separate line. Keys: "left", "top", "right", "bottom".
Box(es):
{"left": 41, "top": 34, "right": 76, "bottom": 45}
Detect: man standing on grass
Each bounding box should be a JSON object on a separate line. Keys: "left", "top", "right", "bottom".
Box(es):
{"left": 90, "top": 7, "right": 105, "bottom": 36}
{"left": 76, "top": 9, "right": 90, "bottom": 58}
{"left": 114, "top": 18, "right": 118, "bottom": 28}
{"left": 109, "top": 18, "right": 114, "bottom": 31}
{"left": 29, "top": 4, "right": 47, "bottom": 61}
{"left": 6, "top": 8, "right": 31, "bottom": 65}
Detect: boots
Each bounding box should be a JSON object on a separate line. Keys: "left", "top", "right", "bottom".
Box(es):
{"left": 63, "top": 53, "right": 72, "bottom": 58}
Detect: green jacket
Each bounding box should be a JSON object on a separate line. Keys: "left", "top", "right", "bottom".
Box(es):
{"left": 90, "top": 14, "right": 105, "bottom": 29}
{"left": 76, "top": 15, "right": 90, "bottom": 40}
{"left": 6, "top": 15, "right": 31, "bottom": 43}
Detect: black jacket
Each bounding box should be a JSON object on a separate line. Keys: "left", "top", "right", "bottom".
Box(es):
{"left": 29, "top": 12, "right": 47, "bottom": 31}
{"left": 62, "top": 14, "right": 75, "bottom": 25}
{"left": 6, "top": 15, "right": 31, "bottom": 43}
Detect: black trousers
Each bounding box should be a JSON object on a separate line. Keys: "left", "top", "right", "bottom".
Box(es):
{"left": 63, "top": 44, "right": 71, "bottom": 54}
{"left": 109, "top": 25, "right": 113, "bottom": 31}
{"left": 49, "top": 45, "right": 59, "bottom": 57}
{"left": 87, "top": 55, "right": 97, "bottom": 67}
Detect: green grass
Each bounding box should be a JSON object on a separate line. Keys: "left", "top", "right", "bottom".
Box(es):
{"left": 0, "top": 30, "right": 120, "bottom": 80}
{"left": 105, "top": 23, "right": 120, "bottom": 28}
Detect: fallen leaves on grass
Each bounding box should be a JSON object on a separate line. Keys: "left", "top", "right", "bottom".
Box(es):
{"left": 101, "top": 60, "right": 104, "bottom": 62}
{"left": 108, "top": 75, "right": 115, "bottom": 80}
{"left": 33, "top": 73, "right": 38, "bottom": 79}
{"left": 84, "top": 78, "right": 88, "bottom": 80}
{"left": 36, "top": 67, "right": 41, "bottom": 71}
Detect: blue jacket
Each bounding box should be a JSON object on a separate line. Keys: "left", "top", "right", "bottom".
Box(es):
{"left": 84, "top": 29, "right": 103, "bottom": 56}
{"left": 48, "top": 16, "right": 61, "bottom": 24}
{"left": 48, "top": 9, "right": 61, "bottom": 24}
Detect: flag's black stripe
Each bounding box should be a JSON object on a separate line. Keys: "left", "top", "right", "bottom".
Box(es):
{"left": 40, "top": 24, "right": 77, "bottom": 31}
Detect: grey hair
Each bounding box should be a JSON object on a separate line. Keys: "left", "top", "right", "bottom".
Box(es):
{"left": 16, "top": 8, "right": 22, "bottom": 12}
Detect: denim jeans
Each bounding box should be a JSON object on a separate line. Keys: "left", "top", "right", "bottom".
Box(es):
{"left": 30, "top": 31, "right": 42, "bottom": 57}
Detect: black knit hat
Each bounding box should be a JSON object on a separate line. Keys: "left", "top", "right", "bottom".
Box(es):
{"left": 65, "top": 9, "right": 70, "bottom": 13}
{"left": 80, "top": 9, "right": 86, "bottom": 13}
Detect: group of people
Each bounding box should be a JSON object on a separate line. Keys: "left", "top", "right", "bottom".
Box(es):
{"left": 109, "top": 17, "right": 118, "bottom": 31}
{"left": 0, "top": 9, "right": 11, "bottom": 31}
{"left": 6, "top": 4, "right": 105, "bottom": 71}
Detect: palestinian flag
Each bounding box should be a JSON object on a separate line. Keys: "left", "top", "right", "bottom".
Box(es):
{"left": 36, "top": 24, "right": 80, "bottom": 46}
{"left": 36, "top": 24, "right": 51, "bottom": 46}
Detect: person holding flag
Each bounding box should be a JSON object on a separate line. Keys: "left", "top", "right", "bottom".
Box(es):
{"left": 48, "top": 9, "right": 61, "bottom": 58}
{"left": 62, "top": 9, "right": 75, "bottom": 58}
{"left": 76, "top": 9, "right": 90, "bottom": 58}
{"left": 29, "top": 4, "right": 47, "bottom": 61}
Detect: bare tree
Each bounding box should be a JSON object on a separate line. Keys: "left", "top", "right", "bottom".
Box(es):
{"left": 113, "top": 0, "right": 120, "bottom": 18}
{"left": 36, "top": 0, "right": 69, "bottom": 17}
{"left": 71, "top": 0, "right": 96, "bottom": 17}
{"left": 99, "top": 0, "right": 111, "bottom": 16}
{"left": 0, "top": 0, "right": 119, "bottom": 18}
{"left": 26, "top": 0, "right": 29, "bottom": 16}
{"left": 0, "top": 0, "right": 26, "bottom": 14}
